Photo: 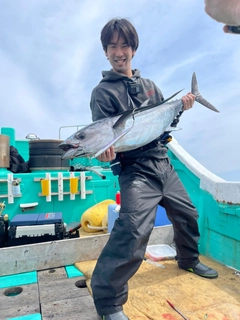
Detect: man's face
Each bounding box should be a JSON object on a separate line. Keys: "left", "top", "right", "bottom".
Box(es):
{"left": 105, "top": 32, "right": 136, "bottom": 77}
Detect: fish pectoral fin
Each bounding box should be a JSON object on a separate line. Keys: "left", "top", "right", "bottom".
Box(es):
{"left": 93, "top": 127, "right": 133, "bottom": 158}
{"left": 113, "top": 110, "right": 134, "bottom": 129}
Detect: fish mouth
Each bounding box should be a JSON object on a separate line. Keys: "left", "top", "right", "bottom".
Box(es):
{"left": 59, "top": 142, "right": 84, "bottom": 159}
{"left": 59, "top": 141, "right": 79, "bottom": 151}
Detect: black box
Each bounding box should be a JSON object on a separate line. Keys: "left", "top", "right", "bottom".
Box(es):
{"left": 8, "top": 212, "right": 65, "bottom": 246}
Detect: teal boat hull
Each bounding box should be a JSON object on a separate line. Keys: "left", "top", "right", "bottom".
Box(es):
{"left": 0, "top": 127, "right": 239, "bottom": 274}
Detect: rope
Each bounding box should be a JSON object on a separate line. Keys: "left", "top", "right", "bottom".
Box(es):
{"left": 0, "top": 202, "right": 6, "bottom": 215}
{"left": 87, "top": 223, "right": 108, "bottom": 231}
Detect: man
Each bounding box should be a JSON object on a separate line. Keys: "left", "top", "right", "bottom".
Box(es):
{"left": 90, "top": 18, "right": 218, "bottom": 320}
{"left": 205, "top": 0, "right": 240, "bottom": 34}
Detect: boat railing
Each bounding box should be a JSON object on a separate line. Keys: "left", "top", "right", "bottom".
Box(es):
{"left": 169, "top": 137, "right": 240, "bottom": 203}
{"left": 58, "top": 125, "right": 88, "bottom": 140}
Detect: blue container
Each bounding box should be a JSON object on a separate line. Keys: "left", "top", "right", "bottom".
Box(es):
{"left": 108, "top": 204, "right": 119, "bottom": 233}
{"left": 154, "top": 206, "right": 171, "bottom": 226}
{"left": 10, "top": 212, "right": 63, "bottom": 226}
{"left": 10, "top": 214, "right": 38, "bottom": 226}
{"left": 37, "top": 212, "right": 62, "bottom": 224}
{"left": 107, "top": 204, "right": 171, "bottom": 232}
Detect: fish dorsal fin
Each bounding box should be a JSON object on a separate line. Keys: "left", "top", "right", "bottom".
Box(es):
{"left": 133, "top": 89, "right": 184, "bottom": 114}
{"left": 139, "top": 89, "right": 183, "bottom": 113}
{"left": 139, "top": 99, "right": 150, "bottom": 107}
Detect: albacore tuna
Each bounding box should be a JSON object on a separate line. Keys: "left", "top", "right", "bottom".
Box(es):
{"left": 59, "top": 73, "right": 219, "bottom": 159}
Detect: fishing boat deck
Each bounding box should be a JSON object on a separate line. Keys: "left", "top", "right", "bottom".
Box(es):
{"left": 0, "top": 228, "right": 239, "bottom": 319}
{"left": 1, "top": 255, "right": 240, "bottom": 320}
{"left": 0, "top": 227, "right": 173, "bottom": 320}
{"left": 0, "top": 266, "right": 100, "bottom": 320}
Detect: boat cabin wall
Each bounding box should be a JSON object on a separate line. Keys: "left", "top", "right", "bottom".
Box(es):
{"left": 0, "top": 127, "right": 119, "bottom": 225}
{"left": 0, "top": 170, "right": 119, "bottom": 224}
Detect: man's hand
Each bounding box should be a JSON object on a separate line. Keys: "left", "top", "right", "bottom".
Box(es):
{"left": 181, "top": 93, "right": 195, "bottom": 111}
{"left": 97, "top": 146, "right": 116, "bottom": 162}
{"left": 205, "top": 0, "right": 240, "bottom": 30}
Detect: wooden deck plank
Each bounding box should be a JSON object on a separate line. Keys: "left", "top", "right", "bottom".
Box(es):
{"left": 0, "top": 283, "right": 40, "bottom": 318}
{"left": 0, "top": 306, "right": 40, "bottom": 320}
{"left": 38, "top": 267, "right": 100, "bottom": 319}
{"left": 38, "top": 275, "right": 89, "bottom": 303}
{"left": 38, "top": 267, "right": 67, "bottom": 282}
{"left": 0, "top": 268, "right": 100, "bottom": 319}
{"left": 41, "top": 296, "right": 100, "bottom": 320}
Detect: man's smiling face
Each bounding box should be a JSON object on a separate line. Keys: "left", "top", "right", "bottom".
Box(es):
{"left": 105, "top": 31, "right": 136, "bottom": 78}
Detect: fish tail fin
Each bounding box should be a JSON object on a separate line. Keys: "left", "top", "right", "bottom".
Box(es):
{"left": 191, "top": 72, "right": 220, "bottom": 112}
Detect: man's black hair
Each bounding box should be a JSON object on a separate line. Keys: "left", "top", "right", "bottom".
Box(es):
{"left": 101, "top": 18, "right": 139, "bottom": 52}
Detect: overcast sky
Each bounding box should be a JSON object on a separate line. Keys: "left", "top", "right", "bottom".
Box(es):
{"left": 0, "top": 0, "right": 239, "bottom": 181}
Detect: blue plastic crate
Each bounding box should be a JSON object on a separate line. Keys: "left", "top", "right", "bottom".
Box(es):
{"left": 154, "top": 206, "right": 171, "bottom": 226}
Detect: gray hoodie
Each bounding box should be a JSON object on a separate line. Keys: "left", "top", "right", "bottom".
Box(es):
{"left": 90, "top": 69, "right": 164, "bottom": 121}
{"left": 90, "top": 69, "right": 168, "bottom": 159}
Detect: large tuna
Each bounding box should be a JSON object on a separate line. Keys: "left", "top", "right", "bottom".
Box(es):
{"left": 59, "top": 73, "right": 219, "bottom": 159}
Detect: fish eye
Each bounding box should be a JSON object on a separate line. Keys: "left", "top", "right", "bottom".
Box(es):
{"left": 76, "top": 132, "right": 85, "bottom": 140}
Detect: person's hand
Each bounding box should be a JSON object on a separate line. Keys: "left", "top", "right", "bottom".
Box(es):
{"left": 97, "top": 146, "right": 116, "bottom": 162}
{"left": 223, "top": 25, "right": 240, "bottom": 34}
{"left": 181, "top": 93, "right": 195, "bottom": 111}
{"left": 204, "top": 0, "right": 240, "bottom": 26}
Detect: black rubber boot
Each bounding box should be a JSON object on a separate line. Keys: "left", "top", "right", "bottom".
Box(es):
{"left": 179, "top": 261, "right": 218, "bottom": 278}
